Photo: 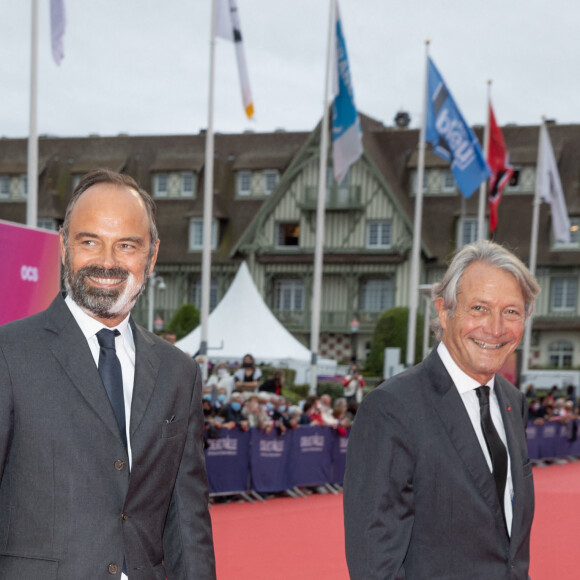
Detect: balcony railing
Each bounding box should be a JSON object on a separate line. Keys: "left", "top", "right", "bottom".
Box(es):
{"left": 300, "top": 185, "right": 363, "bottom": 211}
{"left": 272, "top": 309, "right": 381, "bottom": 333}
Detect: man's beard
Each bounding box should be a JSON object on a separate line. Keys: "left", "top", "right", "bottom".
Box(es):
{"left": 63, "top": 251, "right": 149, "bottom": 320}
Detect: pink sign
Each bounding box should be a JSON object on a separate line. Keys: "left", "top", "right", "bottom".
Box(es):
{"left": 0, "top": 220, "right": 61, "bottom": 325}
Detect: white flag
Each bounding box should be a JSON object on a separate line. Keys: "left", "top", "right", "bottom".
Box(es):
{"left": 331, "top": 3, "right": 362, "bottom": 184}
{"left": 215, "top": 0, "right": 254, "bottom": 119}
{"left": 537, "top": 123, "right": 571, "bottom": 243}
{"left": 50, "top": 0, "right": 66, "bottom": 66}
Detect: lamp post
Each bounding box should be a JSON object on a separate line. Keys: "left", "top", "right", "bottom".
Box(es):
{"left": 350, "top": 316, "right": 360, "bottom": 363}
{"left": 147, "top": 272, "right": 166, "bottom": 332}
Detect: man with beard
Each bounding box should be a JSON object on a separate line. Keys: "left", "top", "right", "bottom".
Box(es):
{"left": 0, "top": 170, "right": 216, "bottom": 579}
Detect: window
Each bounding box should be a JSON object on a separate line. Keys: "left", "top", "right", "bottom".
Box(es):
{"left": 442, "top": 170, "right": 455, "bottom": 193}
{"left": 551, "top": 278, "right": 578, "bottom": 312}
{"left": 20, "top": 175, "right": 28, "bottom": 198}
{"left": 274, "top": 279, "right": 304, "bottom": 311}
{"left": 0, "top": 176, "right": 10, "bottom": 199}
{"left": 189, "top": 218, "right": 218, "bottom": 251}
{"left": 506, "top": 168, "right": 521, "bottom": 191}
{"left": 264, "top": 170, "right": 279, "bottom": 195}
{"left": 190, "top": 278, "right": 218, "bottom": 311}
{"left": 276, "top": 222, "right": 300, "bottom": 247}
{"left": 237, "top": 171, "right": 252, "bottom": 196}
{"left": 181, "top": 172, "right": 195, "bottom": 197}
{"left": 553, "top": 217, "right": 580, "bottom": 250}
{"left": 360, "top": 279, "right": 394, "bottom": 312}
{"left": 366, "top": 221, "right": 392, "bottom": 249}
{"left": 411, "top": 171, "right": 427, "bottom": 195}
{"left": 326, "top": 166, "right": 350, "bottom": 205}
{"left": 548, "top": 341, "right": 574, "bottom": 368}
{"left": 37, "top": 218, "right": 58, "bottom": 231}
{"left": 154, "top": 173, "right": 168, "bottom": 197}
{"left": 457, "top": 217, "right": 482, "bottom": 248}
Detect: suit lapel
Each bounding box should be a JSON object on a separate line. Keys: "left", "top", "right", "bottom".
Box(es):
{"left": 129, "top": 320, "right": 160, "bottom": 437}
{"left": 44, "top": 295, "right": 122, "bottom": 443}
{"left": 495, "top": 379, "right": 525, "bottom": 547}
{"left": 428, "top": 351, "right": 504, "bottom": 522}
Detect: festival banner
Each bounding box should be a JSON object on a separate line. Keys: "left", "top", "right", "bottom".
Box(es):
{"left": 0, "top": 221, "right": 60, "bottom": 325}
{"left": 289, "top": 425, "right": 333, "bottom": 488}
{"left": 249, "top": 428, "right": 293, "bottom": 493}
{"left": 330, "top": 428, "right": 349, "bottom": 485}
{"left": 205, "top": 429, "right": 251, "bottom": 494}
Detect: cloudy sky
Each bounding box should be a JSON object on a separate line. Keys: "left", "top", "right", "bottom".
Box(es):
{"left": 2, "top": 0, "right": 579, "bottom": 139}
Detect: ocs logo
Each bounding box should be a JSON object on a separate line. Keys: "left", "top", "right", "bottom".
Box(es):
{"left": 20, "top": 265, "right": 39, "bottom": 283}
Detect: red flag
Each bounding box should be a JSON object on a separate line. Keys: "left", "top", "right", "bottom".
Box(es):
{"left": 487, "top": 103, "right": 514, "bottom": 232}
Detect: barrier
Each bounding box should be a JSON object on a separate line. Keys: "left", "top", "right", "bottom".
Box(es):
{"left": 205, "top": 421, "right": 580, "bottom": 498}
{"left": 205, "top": 425, "right": 349, "bottom": 496}
{"left": 526, "top": 420, "right": 580, "bottom": 462}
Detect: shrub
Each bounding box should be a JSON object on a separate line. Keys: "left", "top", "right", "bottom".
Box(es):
{"left": 165, "top": 303, "right": 200, "bottom": 340}
{"left": 366, "top": 306, "right": 424, "bottom": 376}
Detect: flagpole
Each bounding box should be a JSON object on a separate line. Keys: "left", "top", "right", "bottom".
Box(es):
{"left": 27, "top": 0, "right": 39, "bottom": 228}
{"left": 406, "top": 40, "right": 430, "bottom": 367}
{"left": 199, "top": 0, "right": 219, "bottom": 381}
{"left": 521, "top": 117, "right": 544, "bottom": 377}
{"left": 477, "top": 80, "right": 492, "bottom": 241}
{"left": 309, "top": 0, "right": 336, "bottom": 395}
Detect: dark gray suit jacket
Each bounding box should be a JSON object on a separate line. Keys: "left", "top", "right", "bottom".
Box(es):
{"left": 344, "top": 348, "right": 533, "bottom": 580}
{"left": 0, "top": 294, "right": 216, "bottom": 579}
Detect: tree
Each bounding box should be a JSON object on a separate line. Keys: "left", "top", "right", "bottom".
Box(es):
{"left": 165, "top": 303, "right": 200, "bottom": 340}
{"left": 365, "top": 306, "right": 424, "bottom": 376}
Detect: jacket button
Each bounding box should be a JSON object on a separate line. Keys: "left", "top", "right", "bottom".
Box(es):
{"left": 114, "top": 460, "right": 126, "bottom": 471}
{"left": 121, "top": 512, "right": 127, "bottom": 522}
{"left": 107, "top": 563, "right": 119, "bottom": 574}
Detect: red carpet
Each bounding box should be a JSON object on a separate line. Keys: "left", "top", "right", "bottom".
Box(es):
{"left": 211, "top": 463, "right": 580, "bottom": 579}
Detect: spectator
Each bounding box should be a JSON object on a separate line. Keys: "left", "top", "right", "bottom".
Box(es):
{"left": 207, "top": 362, "right": 234, "bottom": 397}
{"left": 566, "top": 385, "right": 577, "bottom": 406}
{"left": 288, "top": 405, "right": 303, "bottom": 429}
{"left": 233, "top": 354, "right": 263, "bottom": 393}
{"left": 243, "top": 394, "right": 272, "bottom": 432}
{"left": 524, "top": 384, "right": 536, "bottom": 402}
{"left": 223, "top": 392, "right": 249, "bottom": 431}
{"left": 259, "top": 369, "right": 285, "bottom": 395}
{"left": 319, "top": 393, "right": 338, "bottom": 426}
{"left": 300, "top": 395, "right": 324, "bottom": 426}
{"left": 343, "top": 362, "right": 365, "bottom": 403}
{"left": 163, "top": 331, "right": 177, "bottom": 344}
{"left": 271, "top": 396, "right": 292, "bottom": 433}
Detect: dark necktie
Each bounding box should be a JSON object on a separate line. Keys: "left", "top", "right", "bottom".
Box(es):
{"left": 476, "top": 386, "right": 508, "bottom": 525}
{"left": 96, "top": 328, "right": 127, "bottom": 451}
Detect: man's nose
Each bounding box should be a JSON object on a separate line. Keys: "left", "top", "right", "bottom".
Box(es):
{"left": 488, "top": 311, "right": 505, "bottom": 336}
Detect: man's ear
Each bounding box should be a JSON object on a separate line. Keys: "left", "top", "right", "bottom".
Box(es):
{"left": 147, "top": 239, "right": 160, "bottom": 275}
{"left": 434, "top": 297, "right": 449, "bottom": 331}
{"left": 59, "top": 231, "right": 66, "bottom": 267}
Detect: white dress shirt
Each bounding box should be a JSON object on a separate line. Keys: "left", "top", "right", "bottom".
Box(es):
{"left": 65, "top": 295, "right": 134, "bottom": 579}
{"left": 437, "top": 342, "right": 514, "bottom": 536}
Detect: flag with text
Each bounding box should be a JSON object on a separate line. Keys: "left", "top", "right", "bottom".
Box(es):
{"left": 426, "top": 58, "right": 489, "bottom": 198}
{"left": 50, "top": 0, "right": 66, "bottom": 66}
{"left": 331, "top": 3, "right": 363, "bottom": 184}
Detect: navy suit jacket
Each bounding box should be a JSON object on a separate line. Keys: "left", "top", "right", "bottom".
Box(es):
{"left": 0, "top": 294, "right": 216, "bottom": 579}
{"left": 344, "top": 348, "right": 533, "bottom": 580}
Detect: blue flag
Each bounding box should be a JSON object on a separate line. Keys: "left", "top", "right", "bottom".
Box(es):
{"left": 426, "top": 58, "right": 490, "bottom": 198}
{"left": 331, "top": 4, "right": 363, "bottom": 184}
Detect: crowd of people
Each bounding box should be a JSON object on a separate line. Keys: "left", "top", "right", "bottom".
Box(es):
{"left": 178, "top": 352, "right": 360, "bottom": 442}
{"left": 526, "top": 384, "right": 579, "bottom": 426}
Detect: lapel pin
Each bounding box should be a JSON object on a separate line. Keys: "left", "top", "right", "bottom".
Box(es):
{"left": 507, "top": 406, "right": 512, "bottom": 412}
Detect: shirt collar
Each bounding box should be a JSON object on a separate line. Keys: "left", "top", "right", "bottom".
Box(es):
{"left": 65, "top": 293, "right": 131, "bottom": 341}
{"left": 437, "top": 342, "right": 494, "bottom": 395}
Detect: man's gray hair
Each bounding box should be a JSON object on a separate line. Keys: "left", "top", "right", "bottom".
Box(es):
{"left": 431, "top": 240, "right": 540, "bottom": 341}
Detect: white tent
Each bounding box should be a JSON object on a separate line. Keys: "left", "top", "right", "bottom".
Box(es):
{"left": 176, "top": 262, "right": 336, "bottom": 384}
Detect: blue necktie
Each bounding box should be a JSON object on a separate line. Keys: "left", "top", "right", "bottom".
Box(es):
{"left": 96, "top": 328, "right": 127, "bottom": 451}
